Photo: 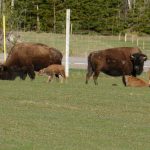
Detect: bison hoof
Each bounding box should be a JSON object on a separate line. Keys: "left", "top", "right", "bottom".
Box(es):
{"left": 94, "top": 82, "right": 98, "bottom": 85}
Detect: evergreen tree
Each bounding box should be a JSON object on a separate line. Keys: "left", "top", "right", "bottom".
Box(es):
{"left": 2, "top": 0, "right": 150, "bottom": 35}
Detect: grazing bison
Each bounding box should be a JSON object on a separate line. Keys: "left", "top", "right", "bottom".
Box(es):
{"left": 0, "top": 43, "right": 63, "bottom": 80}
{"left": 122, "top": 74, "right": 150, "bottom": 87}
{"left": 38, "top": 64, "right": 66, "bottom": 83}
{"left": 85, "top": 47, "right": 147, "bottom": 85}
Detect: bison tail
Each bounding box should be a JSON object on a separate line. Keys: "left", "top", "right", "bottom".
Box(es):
{"left": 88, "top": 53, "right": 95, "bottom": 73}
{"left": 148, "top": 70, "right": 150, "bottom": 87}
{"left": 85, "top": 54, "right": 94, "bottom": 84}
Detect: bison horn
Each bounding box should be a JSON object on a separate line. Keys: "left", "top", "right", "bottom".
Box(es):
{"left": 143, "top": 56, "right": 147, "bottom": 61}
{"left": 130, "top": 55, "right": 135, "bottom": 60}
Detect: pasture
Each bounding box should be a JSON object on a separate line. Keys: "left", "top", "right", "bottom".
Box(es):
{"left": 0, "top": 69, "right": 150, "bottom": 150}
{"left": 18, "top": 32, "right": 150, "bottom": 58}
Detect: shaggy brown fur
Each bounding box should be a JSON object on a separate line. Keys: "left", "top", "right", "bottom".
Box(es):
{"left": 122, "top": 72, "right": 150, "bottom": 87}
{"left": 38, "top": 64, "right": 66, "bottom": 83}
{"left": 0, "top": 43, "right": 63, "bottom": 80}
{"left": 86, "top": 47, "right": 147, "bottom": 85}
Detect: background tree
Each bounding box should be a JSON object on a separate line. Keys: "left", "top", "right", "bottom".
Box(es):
{"left": 1, "top": 0, "right": 150, "bottom": 35}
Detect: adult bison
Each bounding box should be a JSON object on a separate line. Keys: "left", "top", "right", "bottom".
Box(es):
{"left": 0, "top": 43, "right": 63, "bottom": 80}
{"left": 85, "top": 47, "right": 147, "bottom": 85}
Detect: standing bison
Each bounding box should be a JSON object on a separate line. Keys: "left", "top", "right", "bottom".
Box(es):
{"left": 85, "top": 47, "right": 147, "bottom": 85}
{"left": 0, "top": 43, "right": 63, "bottom": 80}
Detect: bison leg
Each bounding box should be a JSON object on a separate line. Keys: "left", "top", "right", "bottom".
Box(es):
{"left": 13, "top": 67, "right": 27, "bottom": 80}
{"left": 47, "top": 74, "right": 53, "bottom": 82}
{"left": 27, "top": 66, "right": 35, "bottom": 80}
{"left": 60, "top": 76, "right": 64, "bottom": 83}
{"left": 20, "top": 72, "right": 27, "bottom": 80}
{"left": 93, "top": 70, "right": 100, "bottom": 85}
{"left": 60, "top": 70, "right": 66, "bottom": 79}
{"left": 85, "top": 70, "right": 94, "bottom": 84}
{"left": 86, "top": 72, "right": 92, "bottom": 84}
{"left": 122, "top": 75, "right": 127, "bottom": 86}
{"left": 59, "top": 71, "right": 66, "bottom": 83}
{"left": 55, "top": 74, "right": 59, "bottom": 78}
{"left": 85, "top": 60, "right": 94, "bottom": 84}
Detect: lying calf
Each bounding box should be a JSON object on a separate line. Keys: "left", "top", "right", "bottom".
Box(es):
{"left": 122, "top": 74, "right": 150, "bottom": 87}
{"left": 38, "top": 64, "right": 66, "bottom": 83}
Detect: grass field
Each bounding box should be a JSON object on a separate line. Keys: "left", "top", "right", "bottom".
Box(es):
{"left": 0, "top": 69, "right": 150, "bottom": 150}
{"left": 18, "top": 32, "right": 150, "bottom": 58}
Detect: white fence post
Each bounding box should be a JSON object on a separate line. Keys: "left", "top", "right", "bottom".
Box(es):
{"left": 125, "top": 33, "right": 127, "bottom": 42}
{"left": 65, "top": 9, "right": 70, "bottom": 77}
{"left": 142, "top": 41, "right": 145, "bottom": 50}
{"left": 137, "top": 38, "right": 139, "bottom": 46}
{"left": 118, "top": 33, "right": 121, "bottom": 41}
{"left": 3, "top": 14, "right": 6, "bottom": 62}
{"left": 132, "top": 35, "right": 134, "bottom": 43}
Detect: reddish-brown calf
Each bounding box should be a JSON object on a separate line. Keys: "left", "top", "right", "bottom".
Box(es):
{"left": 38, "top": 64, "right": 66, "bottom": 83}
{"left": 122, "top": 72, "right": 150, "bottom": 87}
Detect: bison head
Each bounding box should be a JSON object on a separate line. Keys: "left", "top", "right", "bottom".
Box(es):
{"left": 0, "top": 64, "right": 27, "bottom": 80}
{"left": 131, "top": 53, "right": 147, "bottom": 75}
{"left": 38, "top": 68, "right": 46, "bottom": 76}
{"left": 0, "top": 64, "right": 17, "bottom": 80}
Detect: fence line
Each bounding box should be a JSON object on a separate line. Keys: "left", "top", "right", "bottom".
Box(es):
{"left": 1, "top": 31, "right": 150, "bottom": 58}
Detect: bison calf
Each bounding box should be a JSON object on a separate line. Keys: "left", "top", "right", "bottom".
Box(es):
{"left": 122, "top": 73, "right": 150, "bottom": 87}
{"left": 38, "top": 64, "right": 66, "bottom": 83}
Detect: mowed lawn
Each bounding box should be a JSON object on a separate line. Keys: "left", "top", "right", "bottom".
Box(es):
{"left": 0, "top": 69, "right": 150, "bottom": 150}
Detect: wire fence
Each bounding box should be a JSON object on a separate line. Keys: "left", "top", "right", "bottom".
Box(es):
{"left": 0, "top": 31, "right": 150, "bottom": 58}
{"left": 17, "top": 31, "right": 150, "bottom": 58}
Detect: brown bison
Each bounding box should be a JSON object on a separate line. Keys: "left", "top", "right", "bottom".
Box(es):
{"left": 85, "top": 47, "right": 147, "bottom": 85}
{"left": 0, "top": 43, "right": 63, "bottom": 80}
{"left": 122, "top": 73, "right": 150, "bottom": 87}
{"left": 38, "top": 64, "right": 66, "bottom": 83}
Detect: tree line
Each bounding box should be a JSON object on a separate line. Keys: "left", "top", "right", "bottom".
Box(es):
{"left": 0, "top": 0, "right": 150, "bottom": 35}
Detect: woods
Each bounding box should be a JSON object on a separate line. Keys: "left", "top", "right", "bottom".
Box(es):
{"left": 0, "top": 0, "right": 150, "bottom": 35}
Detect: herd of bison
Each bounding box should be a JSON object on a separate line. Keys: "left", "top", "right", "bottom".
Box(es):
{"left": 0, "top": 42, "right": 149, "bottom": 87}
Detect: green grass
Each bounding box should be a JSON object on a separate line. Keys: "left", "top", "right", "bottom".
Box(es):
{"left": 18, "top": 32, "right": 150, "bottom": 58}
{"left": 0, "top": 69, "right": 150, "bottom": 150}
